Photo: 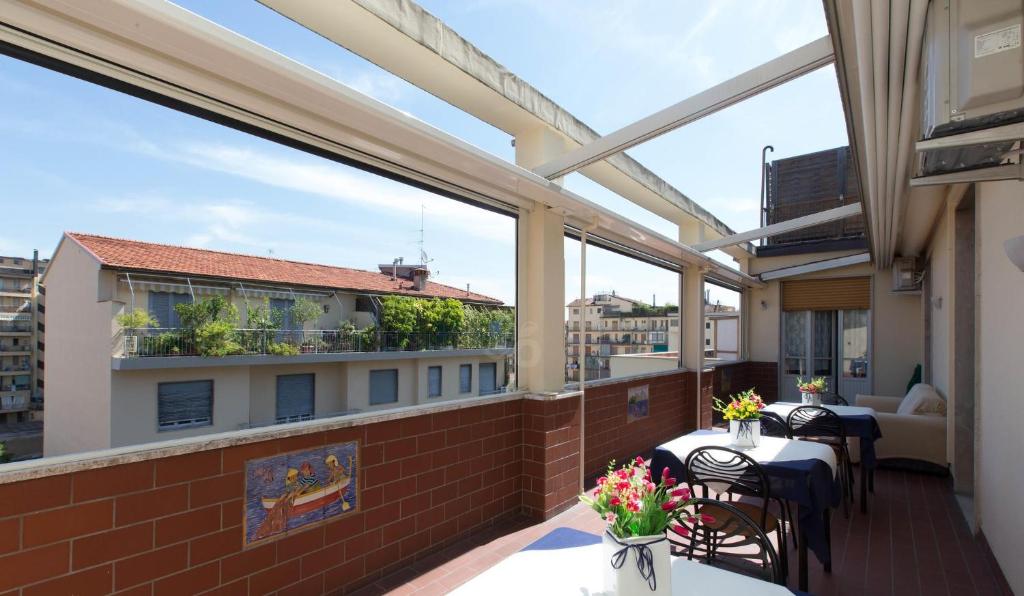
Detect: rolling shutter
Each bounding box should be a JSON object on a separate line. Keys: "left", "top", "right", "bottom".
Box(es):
{"left": 369, "top": 369, "right": 398, "bottom": 405}
{"left": 479, "top": 363, "right": 497, "bottom": 395}
{"left": 158, "top": 381, "right": 213, "bottom": 429}
{"left": 782, "top": 277, "right": 871, "bottom": 311}
{"left": 459, "top": 364, "right": 472, "bottom": 393}
{"left": 276, "top": 374, "right": 314, "bottom": 422}
{"left": 427, "top": 366, "right": 442, "bottom": 397}
{"left": 271, "top": 298, "right": 296, "bottom": 330}
{"left": 148, "top": 292, "right": 170, "bottom": 327}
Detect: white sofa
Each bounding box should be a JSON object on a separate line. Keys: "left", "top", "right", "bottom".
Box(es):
{"left": 855, "top": 384, "right": 948, "bottom": 469}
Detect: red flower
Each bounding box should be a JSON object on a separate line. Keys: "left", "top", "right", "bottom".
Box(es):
{"left": 671, "top": 487, "right": 691, "bottom": 500}
{"left": 597, "top": 476, "right": 607, "bottom": 486}
{"left": 661, "top": 467, "right": 671, "bottom": 482}
{"left": 663, "top": 476, "right": 677, "bottom": 487}
{"left": 700, "top": 513, "right": 717, "bottom": 524}
{"left": 670, "top": 524, "right": 689, "bottom": 537}
{"left": 645, "top": 481, "right": 656, "bottom": 493}
{"left": 634, "top": 456, "right": 645, "bottom": 466}
{"left": 616, "top": 481, "right": 631, "bottom": 491}
{"left": 610, "top": 496, "right": 622, "bottom": 506}
{"left": 660, "top": 500, "right": 677, "bottom": 511}
{"left": 616, "top": 469, "right": 629, "bottom": 480}
{"left": 626, "top": 500, "right": 641, "bottom": 512}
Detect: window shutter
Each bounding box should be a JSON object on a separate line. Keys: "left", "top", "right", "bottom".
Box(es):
{"left": 148, "top": 292, "right": 171, "bottom": 327}
{"left": 170, "top": 293, "right": 192, "bottom": 328}
{"left": 271, "top": 298, "right": 296, "bottom": 330}
{"left": 276, "top": 374, "right": 315, "bottom": 422}
{"left": 479, "top": 363, "right": 497, "bottom": 395}
{"left": 459, "top": 364, "right": 472, "bottom": 393}
{"left": 158, "top": 381, "right": 213, "bottom": 429}
{"left": 782, "top": 277, "right": 871, "bottom": 311}
{"left": 428, "top": 366, "right": 442, "bottom": 397}
{"left": 369, "top": 369, "right": 398, "bottom": 405}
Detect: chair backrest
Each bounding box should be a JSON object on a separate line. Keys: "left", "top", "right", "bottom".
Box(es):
{"left": 683, "top": 446, "right": 770, "bottom": 502}
{"left": 820, "top": 393, "right": 850, "bottom": 406}
{"left": 758, "top": 412, "right": 790, "bottom": 438}
{"left": 787, "top": 405, "right": 845, "bottom": 439}
{"left": 667, "top": 497, "right": 783, "bottom": 585}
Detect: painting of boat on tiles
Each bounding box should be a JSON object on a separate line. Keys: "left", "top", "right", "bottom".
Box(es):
{"left": 244, "top": 441, "right": 358, "bottom": 545}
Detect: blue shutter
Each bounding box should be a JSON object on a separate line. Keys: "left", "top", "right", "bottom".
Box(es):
{"left": 270, "top": 299, "right": 295, "bottom": 330}
{"left": 479, "top": 363, "right": 497, "bottom": 395}
{"left": 276, "top": 374, "right": 315, "bottom": 423}
{"left": 158, "top": 381, "right": 213, "bottom": 429}
{"left": 148, "top": 292, "right": 171, "bottom": 327}
{"left": 428, "top": 366, "right": 442, "bottom": 397}
{"left": 459, "top": 364, "right": 472, "bottom": 393}
{"left": 369, "top": 369, "right": 398, "bottom": 405}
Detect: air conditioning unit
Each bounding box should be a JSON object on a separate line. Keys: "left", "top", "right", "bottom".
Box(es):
{"left": 920, "top": 0, "right": 1024, "bottom": 177}
{"left": 892, "top": 257, "right": 921, "bottom": 292}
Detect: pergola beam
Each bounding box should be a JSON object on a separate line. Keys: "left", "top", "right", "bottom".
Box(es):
{"left": 532, "top": 36, "right": 835, "bottom": 180}
{"left": 759, "top": 252, "right": 870, "bottom": 281}
{"left": 693, "top": 203, "right": 862, "bottom": 252}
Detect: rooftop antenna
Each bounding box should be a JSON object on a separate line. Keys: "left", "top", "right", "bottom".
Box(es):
{"left": 418, "top": 203, "right": 434, "bottom": 269}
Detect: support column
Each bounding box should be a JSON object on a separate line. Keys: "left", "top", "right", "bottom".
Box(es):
{"left": 681, "top": 263, "right": 706, "bottom": 427}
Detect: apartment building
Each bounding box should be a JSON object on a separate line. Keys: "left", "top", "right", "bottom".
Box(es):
{"left": 43, "top": 233, "right": 512, "bottom": 456}
{"left": 0, "top": 253, "right": 46, "bottom": 424}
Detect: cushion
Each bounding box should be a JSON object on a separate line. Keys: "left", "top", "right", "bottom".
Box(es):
{"left": 897, "top": 383, "right": 947, "bottom": 416}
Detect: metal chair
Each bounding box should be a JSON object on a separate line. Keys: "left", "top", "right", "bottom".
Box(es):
{"left": 759, "top": 412, "right": 790, "bottom": 438}
{"left": 819, "top": 393, "right": 850, "bottom": 406}
{"left": 668, "top": 497, "right": 784, "bottom": 585}
{"left": 682, "top": 446, "right": 789, "bottom": 579}
{"left": 787, "top": 406, "right": 853, "bottom": 517}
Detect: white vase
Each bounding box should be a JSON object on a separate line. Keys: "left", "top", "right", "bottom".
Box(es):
{"left": 801, "top": 391, "right": 821, "bottom": 406}
{"left": 602, "top": 531, "right": 671, "bottom": 595}
{"left": 729, "top": 419, "right": 761, "bottom": 448}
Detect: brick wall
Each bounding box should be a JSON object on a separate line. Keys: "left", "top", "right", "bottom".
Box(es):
{"left": 0, "top": 374, "right": 700, "bottom": 595}
{"left": 0, "top": 399, "right": 523, "bottom": 595}
{"left": 708, "top": 361, "right": 780, "bottom": 425}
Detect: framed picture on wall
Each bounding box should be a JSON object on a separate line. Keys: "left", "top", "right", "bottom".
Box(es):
{"left": 627, "top": 385, "right": 650, "bottom": 422}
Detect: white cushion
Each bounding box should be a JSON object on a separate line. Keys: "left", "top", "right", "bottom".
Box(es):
{"left": 897, "top": 383, "right": 947, "bottom": 416}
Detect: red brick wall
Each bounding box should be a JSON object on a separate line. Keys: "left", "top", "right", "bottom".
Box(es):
{"left": 709, "top": 361, "right": 780, "bottom": 425}
{"left": 581, "top": 370, "right": 695, "bottom": 479}
{"left": 0, "top": 399, "right": 523, "bottom": 595}
{"left": 521, "top": 398, "right": 580, "bottom": 520}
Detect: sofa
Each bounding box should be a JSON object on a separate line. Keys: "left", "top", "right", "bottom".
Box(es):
{"left": 855, "top": 383, "right": 948, "bottom": 470}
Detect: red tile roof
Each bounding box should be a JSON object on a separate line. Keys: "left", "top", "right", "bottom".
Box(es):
{"left": 65, "top": 233, "right": 503, "bottom": 305}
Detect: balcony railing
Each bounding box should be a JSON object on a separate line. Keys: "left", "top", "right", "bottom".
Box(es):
{"left": 0, "top": 393, "right": 29, "bottom": 412}
{"left": 119, "top": 328, "right": 515, "bottom": 358}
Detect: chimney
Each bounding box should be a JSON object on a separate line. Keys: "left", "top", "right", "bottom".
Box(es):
{"left": 412, "top": 266, "right": 429, "bottom": 291}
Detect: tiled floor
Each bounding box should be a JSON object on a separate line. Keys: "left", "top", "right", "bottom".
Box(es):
{"left": 352, "top": 468, "right": 1012, "bottom": 595}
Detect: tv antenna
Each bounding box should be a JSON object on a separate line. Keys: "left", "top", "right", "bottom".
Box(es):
{"left": 418, "top": 203, "right": 435, "bottom": 270}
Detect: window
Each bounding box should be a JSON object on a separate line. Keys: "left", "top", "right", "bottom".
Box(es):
{"left": 276, "top": 373, "right": 314, "bottom": 423}
{"left": 572, "top": 308, "right": 579, "bottom": 315}
{"left": 369, "top": 369, "right": 398, "bottom": 405}
{"left": 148, "top": 292, "right": 192, "bottom": 328}
{"left": 706, "top": 321, "right": 711, "bottom": 329}
{"left": 459, "top": 364, "right": 472, "bottom": 393}
{"left": 158, "top": 380, "right": 213, "bottom": 430}
{"left": 428, "top": 366, "right": 442, "bottom": 398}
{"left": 705, "top": 338, "right": 712, "bottom": 346}
{"left": 270, "top": 298, "right": 296, "bottom": 330}
{"left": 479, "top": 362, "right": 498, "bottom": 395}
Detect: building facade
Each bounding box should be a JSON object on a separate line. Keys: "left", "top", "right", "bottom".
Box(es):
{"left": 43, "top": 233, "right": 512, "bottom": 456}
{"left": 0, "top": 253, "right": 46, "bottom": 424}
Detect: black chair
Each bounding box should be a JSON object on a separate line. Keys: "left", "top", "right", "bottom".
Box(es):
{"left": 819, "top": 393, "right": 850, "bottom": 406}
{"left": 668, "top": 497, "right": 783, "bottom": 585}
{"left": 682, "top": 446, "right": 789, "bottom": 578}
{"left": 759, "top": 412, "right": 790, "bottom": 438}
{"left": 787, "top": 406, "right": 853, "bottom": 517}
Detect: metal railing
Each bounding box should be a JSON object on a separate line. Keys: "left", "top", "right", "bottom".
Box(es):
{"left": 0, "top": 324, "right": 31, "bottom": 333}
{"left": 120, "top": 328, "right": 515, "bottom": 358}
{"left": 0, "top": 394, "right": 28, "bottom": 412}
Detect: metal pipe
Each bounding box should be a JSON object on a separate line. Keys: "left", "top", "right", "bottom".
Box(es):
{"left": 578, "top": 218, "right": 598, "bottom": 493}
{"left": 760, "top": 145, "right": 774, "bottom": 229}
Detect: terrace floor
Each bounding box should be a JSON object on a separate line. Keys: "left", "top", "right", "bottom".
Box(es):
{"left": 352, "top": 468, "right": 1012, "bottom": 595}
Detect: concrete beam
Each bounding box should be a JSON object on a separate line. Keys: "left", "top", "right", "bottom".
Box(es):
{"left": 759, "top": 252, "right": 871, "bottom": 281}
{"left": 533, "top": 36, "right": 835, "bottom": 179}
{"left": 693, "top": 203, "right": 862, "bottom": 252}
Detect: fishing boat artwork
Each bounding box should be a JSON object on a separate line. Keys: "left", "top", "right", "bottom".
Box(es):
{"left": 244, "top": 440, "right": 358, "bottom": 545}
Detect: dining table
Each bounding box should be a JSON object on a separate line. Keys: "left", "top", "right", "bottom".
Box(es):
{"left": 651, "top": 429, "right": 841, "bottom": 592}
{"left": 762, "top": 402, "right": 883, "bottom": 513}
{"left": 450, "top": 527, "right": 803, "bottom": 595}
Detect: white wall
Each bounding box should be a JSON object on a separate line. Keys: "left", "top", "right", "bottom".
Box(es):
{"left": 975, "top": 180, "right": 1024, "bottom": 595}
{"left": 926, "top": 206, "right": 952, "bottom": 400}
{"left": 609, "top": 353, "right": 679, "bottom": 378}
{"left": 42, "top": 241, "right": 112, "bottom": 456}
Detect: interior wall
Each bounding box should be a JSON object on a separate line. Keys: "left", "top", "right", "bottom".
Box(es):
{"left": 974, "top": 179, "right": 1024, "bottom": 595}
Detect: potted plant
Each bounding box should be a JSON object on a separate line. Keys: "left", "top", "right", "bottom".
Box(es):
{"left": 796, "top": 376, "right": 827, "bottom": 405}
{"left": 713, "top": 388, "right": 765, "bottom": 448}
{"left": 580, "top": 457, "right": 709, "bottom": 595}
{"left": 115, "top": 308, "right": 157, "bottom": 356}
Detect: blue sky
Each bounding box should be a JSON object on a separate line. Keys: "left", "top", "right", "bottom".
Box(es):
{"left": 0, "top": 1, "right": 847, "bottom": 307}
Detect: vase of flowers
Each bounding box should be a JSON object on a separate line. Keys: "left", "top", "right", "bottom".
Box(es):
{"left": 581, "top": 457, "right": 707, "bottom": 595}
{"left": 797, "top": 376, "right": 826, "bottom": 405}
{"left": 713, "top": 389, "right": 765, "bottom": 448}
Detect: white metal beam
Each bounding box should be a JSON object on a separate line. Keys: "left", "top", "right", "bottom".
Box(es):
{"left": 915, "top": 122, "right": 1024, "bottom": 152}
{"left": 759, "top": 252, "right": 871, "bottom": 281}
{"left": 692, "top": 203, "right": 862, "bottom": 252}
{"left": 910, "top": 163, "right": 1024, "bottom": 186}
{"left": 532, "top": 36, "right": 835, "bottom": 179}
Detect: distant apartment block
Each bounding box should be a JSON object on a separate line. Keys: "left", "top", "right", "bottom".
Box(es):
{"left": 0, "top": 252, "right": 47, "bottom": 424}
{"left": 43, "top": 233, "right": 512, "bottom": 456}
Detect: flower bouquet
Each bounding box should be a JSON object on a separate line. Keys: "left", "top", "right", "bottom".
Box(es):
{"left": 796, "top": 376, "right": 827, "bottom": 405}
{"left": 580, "top": 457, "right": 710, "bottom": 595}
{"left": 712, "top": 388, "right": 765, "bottom": 448}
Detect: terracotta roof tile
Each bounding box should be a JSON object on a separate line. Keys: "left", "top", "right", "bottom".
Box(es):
{"left": 65, "top": 233, "right": 502, "bottom": 304}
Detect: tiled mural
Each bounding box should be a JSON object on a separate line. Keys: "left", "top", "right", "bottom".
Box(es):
{"left": 244, "top": 441, "right": 358, "bottom": 545}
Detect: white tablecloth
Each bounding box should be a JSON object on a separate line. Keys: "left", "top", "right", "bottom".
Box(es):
{"left": 762, "top": 402, "right": 876, "bottom": 420}
{"left": 450, "top": 542, "right": 793, "bottom": 595}
{"left": 658, "top": 429, "right": 837, "bottom": 476}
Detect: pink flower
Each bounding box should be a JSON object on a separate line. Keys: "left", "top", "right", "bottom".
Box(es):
{"left": 644, "top": 468, "right": 652, "bottom": 480}
{"left": 662, "top": 467, "right": 671, "bottom": 482}
{"left": 593, "top": 488, "right": 600, "bottom": 497}
{"left": 670, "top": 524, "right": 689, "bottom": 537}
{"left": 671, "top": 487, "right": 691, "bottom": 500}
{"left": 605, "top": 512, "right": 617, "bottom": 523}
{"left": 664, "top": 476, "right": 677, "bottom": 487}
{"left": 635, "top": 456, "right": 645, "bottom": 466}
{"left": 616, "top": 481, "right": 631, "bottom": 491}
{"left": 700, "top": 513, "right": 717, "bottom": 524}
{"left": 660, "top": 500, "right": 677, "bottom": 511}
{"left": 610, "top": 497, "right": 621, "bottom": 506}
{"left": 616, "top": 469, "right": 629, "bottom": 480}
{"left": 645, "top": 482, "right": 656, "bottom": 493}
{"left": 626, "top": 500, "right": 641, "bottom": 513}
{"left": 597, "top": 476, "right": 607, "bottom": 486}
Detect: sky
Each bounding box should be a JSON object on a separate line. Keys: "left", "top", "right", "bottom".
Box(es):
{"left": 0, "top": 0, "right": 848, "bottom": 308}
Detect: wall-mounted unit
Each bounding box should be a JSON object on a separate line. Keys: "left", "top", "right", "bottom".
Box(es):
{"left": 917, "top": 0, "right": 1024, "bottom": 181}
{"left": 892, "top": 257, "right": 922, "bottom": 293}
